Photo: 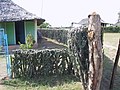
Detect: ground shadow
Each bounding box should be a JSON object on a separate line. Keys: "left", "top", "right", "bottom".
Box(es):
{"left": 2, "top": 37, "right": 77, "bottom": 88}
{"left": 2, "top": 74, "right": 80, "bottom": 88}
{"left": 37, "top": 37, "right": 67, "bottom": 49}
{"left": 100, "top": 55, "right": 120, "bottom": 90}
{"left": 2, "top": 37, "right": 120, "bottom": 89}
{"left": 2, "top": 55, "right": 120, "bottom": 90}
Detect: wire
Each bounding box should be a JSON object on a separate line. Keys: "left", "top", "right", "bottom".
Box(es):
{"left": 41, "top": 0, "right": 43, "bottom": 17}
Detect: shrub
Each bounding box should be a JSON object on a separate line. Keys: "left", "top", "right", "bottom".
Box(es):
{"left": 103, "top": 26, "right": 120, "bottom": 33}
{"left": 38, "top": 29, "right": 68, "bottom": 44}
{"left": 19, "top": 34, "right": 35, "bottom": 49}
{"left": 67, "top": 27, "right": 89, "bottom": 85}
{"left": 11, "top": 49, "right": 74, "bottom": 78}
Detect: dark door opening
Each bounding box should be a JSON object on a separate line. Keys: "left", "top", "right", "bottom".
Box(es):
{"left": 15, "top": 21, "right": 25, "bottom": 44}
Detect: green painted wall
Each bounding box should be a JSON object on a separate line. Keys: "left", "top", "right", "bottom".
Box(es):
{"left": 0, "top": 22, "right": 15, "bottom": 45}
{"left": 25, "top": 21, "right": 35, "bottom": 40}
{"left": 0, "top": 23, "right": 6, "bottom": 33}
{"left": 0, "top": 20, "right": 36, "bottom": 45}
{"left": 6, "top": 22, "right": 15, "bottom": 45}
{"left": 0, "top": 23, "right": 5, "bottom": 28}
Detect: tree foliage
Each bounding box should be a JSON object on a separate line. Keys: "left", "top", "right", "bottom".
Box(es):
{"left": 39, "top": 29, "right": 68, "bottom": 44}
{"left": 19, "top": 34, "right": 35, "bottom": 49}
{"left": 103, "top": 26, "right": 120, "bottom": 33}
{"left": 39, "top": 22, "right": 51, "bottom": 28}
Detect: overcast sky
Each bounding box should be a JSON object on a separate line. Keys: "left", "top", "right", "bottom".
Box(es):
{"left": 12, "top": 0, "right": 120, "bottom": 27}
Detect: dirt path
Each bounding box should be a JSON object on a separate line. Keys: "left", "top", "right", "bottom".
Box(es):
{"left": 0, "top": 56, "right": 7, "bottom": 90}
{"left": 101, "top": 43, "right": 120, "bottom": 90}
{"left": 0, "top": 56, "right": 7, "bottom": 80}
{"left": 38, "top": 37, "right": 67, "bottom": 49}
{"left": 103, "top": 44, "right": 117, "bottom": 50}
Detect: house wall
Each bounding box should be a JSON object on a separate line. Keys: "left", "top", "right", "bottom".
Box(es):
{"left": 0, "top": 23, "right": 5, "bottom": 27}
{"left": 24, "top": 20, "right": 37, "bottom": 42}
{"left": 0, "top": 20, "right": 37, "bottom": 45}
{"left": 0, "top": 22, "right": 5, "bottom": 32}
{"left": 0, "top": 22, "right": 15, "bottom": 45}
{"left": 6, "top": 22, "right": 15, "bottom": 45}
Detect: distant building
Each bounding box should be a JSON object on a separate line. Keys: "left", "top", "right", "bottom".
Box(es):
{"left": 0, "top": 0, "right": 45, "bottom": 45}
{"left": 71, "top": 17, "right": 108, "bottom": 28}
{"left": 79, "top": 18, "right": 108, "bottom": 27}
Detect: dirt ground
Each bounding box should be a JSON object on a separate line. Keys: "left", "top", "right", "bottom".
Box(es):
{"left": 37, "top": 37, "right": 67, "bottom": 49}
{"left": 0, "top": 37, "right": 67, "bottom": 90}
{"left": 0, "top": 56, "right": 7, "bottom": 90}
{"left": 0, "top": 37, "right": 119, "bottom": 90}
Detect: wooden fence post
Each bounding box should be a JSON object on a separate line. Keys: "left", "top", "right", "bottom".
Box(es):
{"left": 87, "top": 12, "right": 103, "bottom": 90}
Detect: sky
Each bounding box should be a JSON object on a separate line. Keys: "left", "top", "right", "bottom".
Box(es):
{"left": 12, "top": 0, "right": 120, "bottom": 27}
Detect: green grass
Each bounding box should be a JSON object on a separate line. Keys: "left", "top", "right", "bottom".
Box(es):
{"left": 2, "top": 75, "right": 83, "bottom": 90}
{"left": 103, "top": 33, "right": 120, "bottom": 47}
{"left": 103, "top": 33, "right": 120, "bottom": 64}
{"left": 102, "top": 33, "right": 120, "bottom": 90}
{"left": 1, "top": 33, "right": 120, "bottom": 90}
{"left": 101, "top": 51, "right": 120, "bottom": 90}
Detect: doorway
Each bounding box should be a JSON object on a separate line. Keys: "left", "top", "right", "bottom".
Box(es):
{"left": 15, "top": 21, "right": 25, "bottom": 44}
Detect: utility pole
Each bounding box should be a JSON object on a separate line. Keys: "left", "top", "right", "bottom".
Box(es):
{"left": 41, "top": 0, "right": 43, "bottom": 17}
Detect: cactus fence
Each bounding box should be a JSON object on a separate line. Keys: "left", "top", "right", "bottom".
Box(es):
{"left": 38, "top": 28, "right": 68, "bottom": 44}
{"left": 11, "top": 27, "right": 89, "bottom": 81}
{"left": 11, "top": 49, "right": 74, "bottom": 78}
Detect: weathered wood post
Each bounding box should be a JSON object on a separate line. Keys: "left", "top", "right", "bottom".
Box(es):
{"left": 87, "top": 12, "right": 103, "bottom": 90}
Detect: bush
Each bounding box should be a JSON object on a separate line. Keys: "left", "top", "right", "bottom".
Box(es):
{"left": 67, "top": 27, "right": 89, "bottom": 85}
{"left": 19, "top": 34, "right": 35, "bottom": 49}
{"left": 38, "top": 29, "right": 68, "bottom": 44}
{"left": 11, "top": 49, "right": 75, "bottom": 78}
{"left": 103, "top": 26, "right": 120, "bottom": 33}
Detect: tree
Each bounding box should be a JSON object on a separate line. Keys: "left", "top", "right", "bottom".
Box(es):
{"left": 39, "top": 22, "right": 51, "bottom": 28}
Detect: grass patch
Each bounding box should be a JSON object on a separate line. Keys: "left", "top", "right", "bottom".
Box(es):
{"left": 103, "top": 33, "right": 120, "bottom": 47}
{"left": 104, "top": 48, "right": 117, "bottom": 61}
{"left": 101, "top": 33, "right": 120, "bottom": 90}
{"left": 1, "top": 33, "right": 119, "bottom": 90}
{"left": 103, "top": 33, "right": 120, "bottom": 65}
{"left": 101, "top": 53, "right": 120, "bottom": 90}
{"left": 2, "top": 75, "right": 83, "bottom": 90}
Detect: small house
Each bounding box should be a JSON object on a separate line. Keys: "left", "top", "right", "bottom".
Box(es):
{"left": 79, "top": 18, "right": 108, "bottom": 27}
{"left": 0, "top": 0, "right": 45, "bottom": 45}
